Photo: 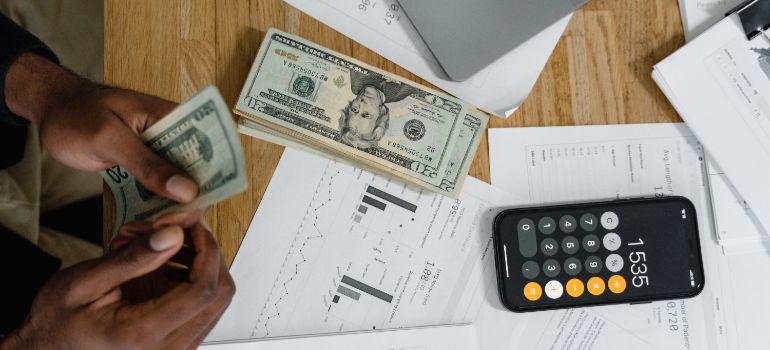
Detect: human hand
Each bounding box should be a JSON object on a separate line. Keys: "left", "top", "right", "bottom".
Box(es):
{"left": 4, "top": 53, "right": 198, "bottom": 203}
{"left": 0, "top": 222, "right": 235, "bottom": 350}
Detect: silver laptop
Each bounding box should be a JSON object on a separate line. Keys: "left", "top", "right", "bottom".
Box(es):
{"left": 399, "top": 0, "right": 589, "bottom": 81}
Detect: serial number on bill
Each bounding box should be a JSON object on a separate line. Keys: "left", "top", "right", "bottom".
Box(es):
{"left": 283, "top": 61, "right": 329, "bottom": 82}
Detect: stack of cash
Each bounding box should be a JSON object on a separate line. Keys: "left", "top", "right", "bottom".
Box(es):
{"left": 102, "top": 86, "right": 248, "bottom": 234}
{"left": 235, "top": 28, "right": 487, "bottom": 197}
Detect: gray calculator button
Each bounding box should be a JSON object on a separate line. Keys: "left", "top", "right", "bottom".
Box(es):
{"left": 602, "top": 232, "right": 622, "bottom": 251}
{"left": 559, "top": 215, "right": 577, "bottom": 233}
{"left": 521, "top": 261, "right": 540, "bottom": 279}
{"left": 538, "top": 217, "right": 556, "bottom": 235}
{"left": 601, "top": 211, "right": 619, "bottom": 230}
{"left": 564, "top": 257, "right": 582, "bottom": 276}
{"left": 580, "top": 213, "right": 598, "bottom": 231}
{"left": 561, "top": 236, "right": 579, "bottom": 255}
{"left": 585, "top": 256, "right": 603, "bottom": 274}
{"left": 582, "top": 234, "right": 600, "bottom": 253}
{"left": 543, "top": 259, "right": 560, "bottom": 277}
{"left": 540, "top": 238, "right": 559, "bottom": 256}
{"left": 517, "top": 218, "right": 537, "bottom": 258}
{"left": 606, "top": 253, "right": 624, "bottom": 272}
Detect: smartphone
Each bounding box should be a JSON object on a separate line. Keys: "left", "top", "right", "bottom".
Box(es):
{"left": 492, "top": 196, "right": 704, "bottom": 312}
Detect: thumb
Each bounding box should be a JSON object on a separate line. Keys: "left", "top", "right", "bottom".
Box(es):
{"left": 100, "top": 90, "right": 196, "bottom": 202}
{"left": 110, "top": 125, "right": 199, "bottom": 203}
{"left": 72, "top": 225, "right": 185, "bottom": 304}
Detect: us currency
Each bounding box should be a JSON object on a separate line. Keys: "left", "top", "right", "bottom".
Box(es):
{"left": 238, "top": 110, "right": 486, "bottom": 196}
{"left": 235, "top": 28, "right": 484, "bottom": 196}
{"left": 102, "top": 86, "right": 247, "bottom": 235}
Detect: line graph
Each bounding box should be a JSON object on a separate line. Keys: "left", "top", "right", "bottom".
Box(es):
{"left": 253, "top": 162, "right": 343, "bottom": 337}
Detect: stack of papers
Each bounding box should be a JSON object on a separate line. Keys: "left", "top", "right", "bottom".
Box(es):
{"left": 283, "top": 0, "right": 571, "bottom": 117}
{"left": 214, "top": 120, "right": 770, "bottom": 349}
{"left": 653, "top": 13, "right": 770, "bottom": 250}
{"left": 215, "top": 120, "right": 770, "bottom": 350}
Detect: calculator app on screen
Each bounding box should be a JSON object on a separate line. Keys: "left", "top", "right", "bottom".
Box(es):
{"left": 493, "top": 197, "right": 704, "bottom": 312}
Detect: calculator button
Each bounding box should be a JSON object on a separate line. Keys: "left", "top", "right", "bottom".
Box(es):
{"left": 540, "top": 238, "right": 559, "bottom": 256}
{"left": 608, "top": 275, "right": 627, "bottom": 294}
{"left": 517, "top": 218, "right": 537, "bottom": 258}
{"left": 602, "top": 232, "right": 622, "bottom": 251}
{"left": 579, "top": 213, "right": 598, "bottom": 231}
{"left": 521, "top": 261, "right": 540, "bottom": 279}
{"left": 600, "top": 211, "right": 619, "bottom": 230}
{"left": 559, "top": 215, "right": 577, "bottom": 233}
{"left": 564, "top": 257, "right": 582, "bottom": 276}
{"left": 543, "top": 259, "right": 561, "bottom": 278}
{"left": 587, "top": 277, "right": 606, "bottom": 296}
{"left": 566, "top": 278, "right": 585, "bottom": 297}
{"left": 538, "top": 217, "right": 556, "bottom": 235}
{"left": 585, "top": 256, "right": 603, "bottom": 274}
{"left": 606, "top": 253, "right": 624, "bottom": 272}
{"left": 582, "top": 234, "right": 601, "bottom": 253}
{"left": 524, "top": 282, "right": 542, "bottom": 301}
{"left": 544, "top": 280, "right": 564, "bottom": 299}
{"left": 561, "top": 236, "right": 579, "bottom": 254}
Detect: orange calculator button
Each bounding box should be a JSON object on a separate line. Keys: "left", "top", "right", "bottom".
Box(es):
{"left": 587, "top": 277, "right": 605, "bottom": 296}
{"left": 608, "top": 275, "right": 627, "bottom": 294}
{"left": 524, "top": 282, "right": 543, "bottom": 301}
{"left": 566, "top": 278, "right": 585, "bottom": 297}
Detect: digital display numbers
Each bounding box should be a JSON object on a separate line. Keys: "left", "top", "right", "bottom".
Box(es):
{"left": 627, "top": 238, "right": 649, "bottom": 288}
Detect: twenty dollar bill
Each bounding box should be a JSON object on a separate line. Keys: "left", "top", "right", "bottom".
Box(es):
{"left": 102, "top": 86, "right": 247, "bottom": 234}
{"left": 235, "top": 28, "right": 486, "bottom": 197}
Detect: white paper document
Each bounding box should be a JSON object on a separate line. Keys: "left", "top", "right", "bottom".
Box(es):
{"left": 488, "top": 124, "right": 730, "bottom": 349}
{"left": 678, "top": 0, "right": 743, "bottom": 41}
{"left": 207, "top": 148, "right": 523, "bottom": 343}
{"left": 201, "top": 324, "right": 477, "bottom": 350}
{"left": 654, "top": 14, "right": 770, "bottom": 234}
{"left": 283, "top": 0, "right": 570, "bottom": 117}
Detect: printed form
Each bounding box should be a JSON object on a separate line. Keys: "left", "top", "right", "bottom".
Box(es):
{"left": 654, "top": 14, "right": 770, "bottom": 234}
{"left": 283, "top": 0, "right": 570, "bottom": 117}
{"left": 489, "top": 124, "right": 730, "bottom": 350}
{"left": 207, "top": 148, "right": 527, "bottom": 346}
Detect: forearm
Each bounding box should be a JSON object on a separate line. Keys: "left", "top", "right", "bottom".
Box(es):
{"left": 4, "top": 53, "right": 94, "bottom": 125}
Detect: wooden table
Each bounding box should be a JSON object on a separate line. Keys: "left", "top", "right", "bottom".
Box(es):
{"left": 104, "top": 0, "right": 685, "bottom": 265}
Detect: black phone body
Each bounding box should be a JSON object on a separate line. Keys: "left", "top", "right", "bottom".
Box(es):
{"left": 493, "top": 196, "right": 705, "bottom": 312}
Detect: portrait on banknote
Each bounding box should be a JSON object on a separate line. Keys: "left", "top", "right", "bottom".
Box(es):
{"left": 338, "top": 70, "right": 418, "bottom": 149}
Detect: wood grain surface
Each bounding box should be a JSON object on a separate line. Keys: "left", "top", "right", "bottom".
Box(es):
{"left": 104, "top": 0, "right": 686, "bottom": 265}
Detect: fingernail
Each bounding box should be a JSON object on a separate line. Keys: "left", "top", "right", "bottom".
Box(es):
{"left": 166, "top": 175, "right": 198, "bottom": 202}
{"left": 149, "top": 226, "right": 183, "bottom": 251}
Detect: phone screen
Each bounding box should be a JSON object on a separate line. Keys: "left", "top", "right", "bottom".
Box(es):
{"left": 494, "top": 197, "right": 704, "bottom": 312}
